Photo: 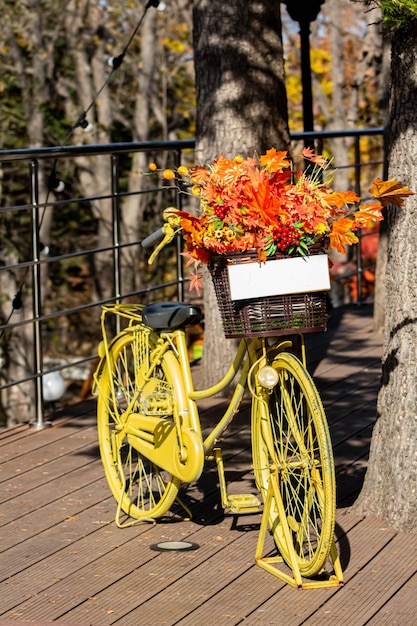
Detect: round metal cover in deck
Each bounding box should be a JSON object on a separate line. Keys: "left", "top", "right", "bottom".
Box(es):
{"left": 150, "top": 540, "right": 199, "bottom": 552}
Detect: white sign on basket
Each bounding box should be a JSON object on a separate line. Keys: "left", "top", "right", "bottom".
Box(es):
{"left": 227, "top": 254, "right": 331, "bottom": 301}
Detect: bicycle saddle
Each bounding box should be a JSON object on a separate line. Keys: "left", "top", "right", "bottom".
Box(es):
{"left": 142, "top": 302, "right": 203, "bottom": 329}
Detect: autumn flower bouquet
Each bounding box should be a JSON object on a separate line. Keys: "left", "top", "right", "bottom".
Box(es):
{"left": 149, "top": 150, "right": 412, "bottom": 336}
{"left": 156, "top": 147, "right": 412, "bottom": 266}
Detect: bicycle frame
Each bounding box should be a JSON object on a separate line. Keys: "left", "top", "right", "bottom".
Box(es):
{"left": 170, "top": 330, "right": 253, "bottom": 452}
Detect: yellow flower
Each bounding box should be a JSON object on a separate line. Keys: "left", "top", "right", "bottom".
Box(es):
{"left": 191, "top": 185, "right": 201, "bottom": 196}
{"left": 234, "top": 155, "right": 243, "bottom": 163}
{"left": 315, "top": 222, "right": 328, "bottom": 235}
{"left": 163, "top": 169, "right": 175, "bottom": 181}
{"left": 149, "top": 162, "right": 157, "bottom": 171}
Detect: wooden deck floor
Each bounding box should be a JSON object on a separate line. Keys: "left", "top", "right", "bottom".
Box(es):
{"left": 1, "top": 303, "right": 416, "bottom": 625}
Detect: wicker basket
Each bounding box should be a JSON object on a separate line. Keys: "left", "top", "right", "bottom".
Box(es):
{"left": 208, "top": 249, "right": 328, "bottom": 339}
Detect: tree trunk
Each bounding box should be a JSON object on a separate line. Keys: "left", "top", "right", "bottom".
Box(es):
{"left": 354, "top": 23, "right": 417, "bottom": 531}
{"left": 192, "top": 0, "right": 290, "bottom": 388}
{"left": 3, "top": 8, "right": 50, "bottom": 424}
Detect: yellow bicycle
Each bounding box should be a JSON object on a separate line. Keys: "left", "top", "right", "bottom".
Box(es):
{"left": 93, "top": 220, "right": 343, "bottom": 589}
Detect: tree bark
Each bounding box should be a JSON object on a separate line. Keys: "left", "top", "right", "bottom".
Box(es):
{"left": 192, "top": 0, "right": 290, "bottom": 388}
{"left": 354, "top": 23, "right": 417, "bottom": 531}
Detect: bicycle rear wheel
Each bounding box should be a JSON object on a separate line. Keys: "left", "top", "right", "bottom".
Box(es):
{"left": 97, "top": 328, "right": 180, "bottom": 520}
{"left": 252, "top": 351, "right": 336, "bottom": 578}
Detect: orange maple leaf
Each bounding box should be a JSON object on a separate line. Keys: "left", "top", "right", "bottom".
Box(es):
{"left": 259, "top": 148, "right": 291, "bottom": 173}
{"left": 369, "top": 178, "right": 414, "bottom": 207}
{"left": 188, "top": 271, "right": 203, "bottom": 296}
{"left": 328, "top": 217, "right": 359, "bottom": 254}
{"left": 325, "top": 190, "right": 360, "bottom": 209}
{"left": 353, "top": 203, "right": 384, "bottom": 229}
{"left": 302, "top": 147, "right": 328, "bottom": 167}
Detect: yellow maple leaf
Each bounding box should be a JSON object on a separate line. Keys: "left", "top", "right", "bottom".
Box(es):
{"left": 369, "top": 178, "right": 414, "bottom": 207}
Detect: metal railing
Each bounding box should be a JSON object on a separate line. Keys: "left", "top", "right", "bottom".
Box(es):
{"left": 0, "top": 129, "right": 384, "bottom": 429}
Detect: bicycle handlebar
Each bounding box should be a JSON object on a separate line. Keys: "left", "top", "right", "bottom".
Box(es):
{"left": 142, "top": 207, "right": 182, "bottom": 265}
{"left": 142, "top": 227, "right": 165, "bottom": 249}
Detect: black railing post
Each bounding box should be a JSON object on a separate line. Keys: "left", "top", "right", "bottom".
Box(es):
{"left": 111, "top": 154, "right": 122, "bottom": 333}
{"left": 354, "top": 135, "right": 363, "bottom": 304}
{"left": 29, "top": 159, "right": 48, "bottom": 429}
{"left": 174, "top": 148, "right": 185, "bottom": 301}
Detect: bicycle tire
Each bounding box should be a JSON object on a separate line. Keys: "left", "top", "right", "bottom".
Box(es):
{"left": 252, "top": 351, "right": 336, "bottom": 578}
{"left": 97, "top": 328, "right": 181, "bottom": 520}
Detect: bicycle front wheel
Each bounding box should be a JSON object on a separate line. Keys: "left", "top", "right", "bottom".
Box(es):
{"left": 97, "top": 328, "right": 180, "bottom": 520}
{"left": 252, "top": 351, "right": 336, "bottom": 578}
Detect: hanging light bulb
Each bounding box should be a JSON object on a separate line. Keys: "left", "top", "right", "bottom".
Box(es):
{"left": 12, "top": 291, "right": 23, "bottom": 313}
{"left": 76, "top": 113, "right": 94, "bottom": 133}
{"left": 108, "top": 53, "right": 124, "bottom": 69}
{"left": 80, "top": 117, "right": 94, "bottom": 133}
{"left": 48, "top": 175, "right": 65, "bottom": 192}
{"left": 54, "top": 180, "right": 65, "bottom": 192}
{"left": 40, "top": 242, "right": 50, "bottom": 256}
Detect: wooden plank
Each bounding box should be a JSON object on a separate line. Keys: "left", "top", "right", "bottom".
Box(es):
{"left": 0, "top": 455, "right": 105, "bottom": 534}
{"left": 0, "top": 423, "right": 31, "bottom": 444}
{"left": 299, "top": 528, "right": 417, "bottom": 626}
{"left": 0, "top": 420, "right": 96, "bottom": 469}
{"left": 368, "top": 572, "right": 417, "bottom": 624}
{"left": 0, "top": 478, "right": 114, "bottom": 568}
{"left": 0, "top": 507, "right": 156, "bottom": 615}
{"left": 171, "top": 510, "right": 362, "bottom": 626}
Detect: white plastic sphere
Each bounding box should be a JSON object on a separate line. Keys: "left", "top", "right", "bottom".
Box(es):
{"left": 42, "top": 372, "right": 66, "bottom": 402}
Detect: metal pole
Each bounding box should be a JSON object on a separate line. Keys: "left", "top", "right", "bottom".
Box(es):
{"left": 283, "top": 1, "right": 325, "bottom": 157}
{"left": 29, "top": 159, "right": 48, "bottom": 429}
{"left": 111, "top": 154, "right": 122, "bottom": 334}
{"left": 299, "top": 20, "right": 315, "bottom": 151}
{"left": 174, "top": 149, "right": 184, "bottom": 302}
{"left": 354, "top": 136, "right": 363, "bottom": 304}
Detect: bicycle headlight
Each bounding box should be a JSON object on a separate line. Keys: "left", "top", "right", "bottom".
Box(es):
{"left": 257, "top": 365, "right": 278, "bottom": 389}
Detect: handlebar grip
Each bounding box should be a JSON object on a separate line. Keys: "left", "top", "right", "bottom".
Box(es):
{"left": 142, "top": 227, "right": 165, "bottom": 248}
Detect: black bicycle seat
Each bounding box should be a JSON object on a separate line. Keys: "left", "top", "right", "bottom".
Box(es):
{"left": 142, "top": 302, "right": 203, "bottom": 329}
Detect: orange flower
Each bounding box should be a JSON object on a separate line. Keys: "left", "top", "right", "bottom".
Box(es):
{"left": 177, "top": 165, "right": 189, "bottom": 177}
{"left": 163, "top": 169, "right": 175, "bottom": 180}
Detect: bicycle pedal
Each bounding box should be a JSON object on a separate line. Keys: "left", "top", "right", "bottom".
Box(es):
{"left": 227, "top": 494, "right": 261, "bottom": 514}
